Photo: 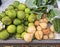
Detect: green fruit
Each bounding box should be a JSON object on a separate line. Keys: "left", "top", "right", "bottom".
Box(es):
{"left": 2, "top": 16, "right": 12, "bottom": 25}
{"left": 24, "top": 21, "right": 29, "bottom": 26}
{"left": 28, "top": 23, "right": 34, "bottom": 26}
{"left": 25, "top": 8, "right": 31, "bottom": 14}
{"left": 21, "top": 32, "right": 26, "bottom": 39}
{"left": 17, "top": 11, "right": 25, "bottom": 19}
{"left": 0, "top": 18, "right": 1, "bottom": 21}
{"left": 25, "top": 26, "right": 28, "bottom": 32}
{"left": 15, "top": 33, "right": 21, "bottom": 39}
{"left": 15, "top": 8, "right": 18, "bottom": 11}
{"left": 13, "top": 1, "right": 20, "bottom": 8}
{"left": 28, "top": 14, "right": 36, "bottom": 22}
{"left": 17, "top": 25, "right": 25, "bottom": 33}
{"left": 8, "top": 5, "right": 14, "bottom": 10}
{"left": 21, "top": 20, "right": 25, "bottom": 23}
{"left": 18, "top": 4, "right": 26, "bottom": 10}
{"left": 7, "top": 25, "right": 16, "bottom": 33}
{"left": 24, "top": 17, "right": 27, "bottom": 21}
{"left": 0, "top": 30, "right": 9, "bottom": 40}
{"left": 5, "top": 10, "right": 16, "bottom": 19}
{"left": 24, "top": 14, "right": 29, "bottom": 21}
{"left": 0, "top": 12, "right": 6, "bottom": 19}
{"left": 13, "top": 19, "right": 21, "bottom": 25}
{"left": 26, "top": 14, "right": 29, "bottom": 19}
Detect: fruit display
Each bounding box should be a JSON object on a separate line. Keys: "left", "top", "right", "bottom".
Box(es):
{"left": 0, "top": 1, "right": 57, "bottom": 43}
{"left": 0, "top": 30, "right": 9, "bottom": 40}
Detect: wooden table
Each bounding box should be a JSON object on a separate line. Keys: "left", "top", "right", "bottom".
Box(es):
{"left": 0, "top": 39, "right": 60, "bottom": 47}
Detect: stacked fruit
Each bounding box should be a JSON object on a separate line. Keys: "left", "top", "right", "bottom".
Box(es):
{"left": 0, "top": 1, "right": 36, "bottom": 40}
{"left": 0, "top": 1, "right": 55, "bottom": 43}
{"left": 24, "top": 14, "right": 55, "bottom": 42}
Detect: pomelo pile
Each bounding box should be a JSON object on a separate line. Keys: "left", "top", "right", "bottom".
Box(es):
{"left": 0, "top": 1, "right": 37, "bottom": 40}
{"left": 0, "top": 1, "right": 55, "bottom": 42}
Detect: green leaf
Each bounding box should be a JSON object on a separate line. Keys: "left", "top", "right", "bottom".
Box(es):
{"left": 37, "top": 13, "right": 43, "bottom": 20}
{"left": 53, "top": 8, "right": 60, "bottom": 16}
{"left": 46, "top": 5, "right": 54, "bottom": 13}
{"left": 47, "top": 9, "right": 55, "bottom": 21}
{"left": 25, "top": 0, "right": 37, "bottom": 8}
{"left": 36, "top": 0, "right": 46, "bottom": 7}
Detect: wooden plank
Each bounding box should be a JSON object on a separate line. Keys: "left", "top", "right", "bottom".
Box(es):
{"left": 0, "top": 39, "right": 60, "bottom": 44}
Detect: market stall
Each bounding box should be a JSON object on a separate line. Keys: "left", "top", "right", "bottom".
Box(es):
{"left": 0, "top": 0, "right": 60, "bottom": 47}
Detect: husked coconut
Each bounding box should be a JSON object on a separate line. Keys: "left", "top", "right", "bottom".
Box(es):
{"left": 49, "top": 33, "right": 54, "bottom": 39}
{"left": 27, "top": 26, "right": 36, "bottom": 34}
{"left": 43, "top": 35, "right": 48, "bottom": 39}
{"left": 50, "top": 25, "right": 54, "bottom": 32}
{"left": 39, "top": 19, "right": 44, "bottom": 23}
{"left": 35, "top": 31, "right": 43, "bottom": 40}
{"left": 42, "top": 28, "right": 50, "bottom": 35}
{"left": 34, "top": 20, "right": 40, "bottom": 26}
{"left": 24, "top": 33, "right": 33, "bottom": 43}
{"left": 43, "top": 18, "right": 48, "bottom": 23}
{"left": 37, "top": 26, "right": 42, "bottom": 31}
{"left": 39, "top": 22, "right": 47, "bottom": 29}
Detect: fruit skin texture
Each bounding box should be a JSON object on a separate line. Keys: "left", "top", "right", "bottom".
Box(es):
{"left": 43, "top": 35, "right": 48, "bottom": 39}
{"left": 13, "top": 1, "right": 20, "bottom": 8}
{"left": 0, "top": 12, "right": 6, "bottom": 19}
{"left": 34, "top": 20, "right": 40, "bottom": 26}
{"left": 37, "top": 26, "right": 42, "bottom": 31}
{"left": 17, "top": 11, "right": 25, "bottom": 20}
{"left": 18, "top": 4, "right": 26, "bottom": 10}
{"left": 5, "top": 10, "right": 16, "bottom": 19}
{"left": 25, "top": 26, "right": 28, "bottom": 31}
{"left": 28, "top": 23, "right": 34, "bottom": 26}
{"left": 49, "top": 33, "right": 54, "bottom": 39}
{"left": 13, "top": 19, "right": 21, "bottom": 25}
{"left": 35, "top": 31, "right": 43, "bottom": 40}
{"left": 25, "top": 8, "right": 31, "bottom": 14}
{"left": 21, "top": 32, "right": 26, "bottom": 39}
{"left": 24, "top": 33, "right": 33, "bottom": 43}
{"left": 17, "top": 25, "right": 25, "bottom": 33}
{"left": 24, "top": 21, "right": 29, "bottom": 26}
{"left": 7, "top": 25, "right": 16, "bottom": 33}
{"left": 0, "top": 30, "right": 9, "bottom": 40}
{"left": 25, "top": 14, "right": 29, "bottom": 19}
{"left": 50, "top": 25, "right": 54, "bottom": 32}
{"left": 28, "top": 14, "right": 36, "bottom": 22}
{"left": 42, "top": 28, "right": 50, "bottom": 35}
{"left": 39, "top": 22, "right": 47, "bottom": 29}
{"left": 2, "top": 16, "right": 12, "bottom": 25}
{"left": 27, "top": 26, "right": 36, "bottom": 34}
{"left": 8, "top": 5, "right": 14, "bottom": 10}
{"left": 15, "top": 33, "right": 21, "bottom": 39}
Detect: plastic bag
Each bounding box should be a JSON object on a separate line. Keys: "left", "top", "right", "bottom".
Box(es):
{"left": 0, "top": 0, "right": 26, "bottom": 13}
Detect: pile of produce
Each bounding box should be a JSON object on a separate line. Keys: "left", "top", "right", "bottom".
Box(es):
{"left": 0, "top": 0, "right": 58, "bottom": 43}
{"left": 0, "top": 1, "right": 37, "bottom": 40}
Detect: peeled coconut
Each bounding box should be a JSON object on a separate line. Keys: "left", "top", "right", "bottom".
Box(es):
{"left": 43, "top": 35, "right": 48, "bottom": 39}
{"left": 37, "top": 26, "right": 42, "bottom": 31}
{"left": 49, "top": 33, "right": 54, "bottom": 39}
{"left": 27, "top": 26, "right": 36, "bottom": 34}
{"left": 42, "top": 28, "right": 50, "bottom": 35}
{"left": 35, "top": 31, "right": 43, "bottom": 40}
{"left": 50, "top": 25, "right": 54, "bottom": 32}
{"left": 34, "top": 20, "right": 40, "bottom": 26}
{"left": 39, "top": 22, "right": 47, "bottom": 29}
{"left": 24, "top": 33, "right": 33, "bottom": 43}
